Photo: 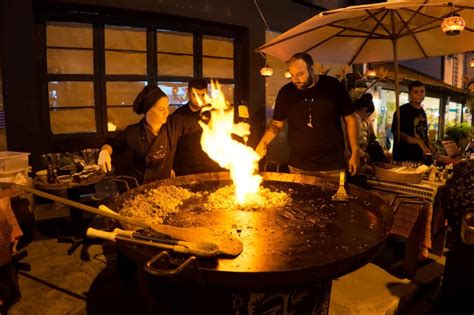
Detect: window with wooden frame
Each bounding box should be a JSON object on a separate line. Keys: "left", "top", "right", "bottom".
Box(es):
{"left": 43, "top": 18, "right": 240, "bottom": 137}
{"left": 46, "top": 22, "right": 96, "bottom": 134}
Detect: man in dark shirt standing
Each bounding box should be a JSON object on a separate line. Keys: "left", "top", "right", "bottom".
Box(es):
{"left": 172, "top": 78, "right": 222, "bottom": 176}
{"left": 255, "top": 52, "right": 360, "bottom": 181}
{"left": 391, "top": 80, "right": 431, "bottom": 162}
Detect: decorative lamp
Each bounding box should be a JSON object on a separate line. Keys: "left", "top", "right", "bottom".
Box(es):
{"left": 284, "top": 70, "right": 291, "bottom": 79}
{"left": 470, "top": 58, "right": 474, "bottom": 68}
{"left": 441, "top": 9, "right": 465, "bottom": 36}
{"left": 366, "top": 69, "right": 377, "bottom": 79}
{"left": 260, "top": 64, "right": 273, "bottom": 77}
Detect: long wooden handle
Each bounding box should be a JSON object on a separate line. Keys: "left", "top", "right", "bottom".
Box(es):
{"left": 7, "top": 183, "right": 149, "bottom": 230}
{"left": 86, "top": 227, "right": 117, "bottom": 241}
{"left": 4, "top": 183, "right": 243, "bottom": 256}
{"left": 86, "top": 227, "right": 183, "bottom": 253}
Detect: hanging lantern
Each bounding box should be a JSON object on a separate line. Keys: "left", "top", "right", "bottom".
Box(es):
{"left": 469, "top": 58, "right": 474, "bottom": 68}
{"left": 260, "top": 65, "right": 273, "bottom": 77}
{"left": 441, "top": 13, "right": 465, "bottom": 36}
{"left": 284, "top": 70, "right": 291, "bottom": 79}
{"left": 365, "top": 69, "right": 377, "bottom": 79}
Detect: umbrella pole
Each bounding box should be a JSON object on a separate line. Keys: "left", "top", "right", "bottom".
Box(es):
{"left": 392, "top": 38, "right": 400, "bottom": 162}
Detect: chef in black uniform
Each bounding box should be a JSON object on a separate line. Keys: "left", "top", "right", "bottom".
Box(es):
{"left": 172, "top": 78, "right": 223, "bottom": 176}
{"left": 98, "top": 86, "right": 199, "bottom": 184}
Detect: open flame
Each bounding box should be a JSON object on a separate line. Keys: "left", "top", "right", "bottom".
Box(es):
{"left": 197, "top": 81, "right": 262, "bottom": 204}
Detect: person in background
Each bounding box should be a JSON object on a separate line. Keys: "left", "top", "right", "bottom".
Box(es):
{"left": 97, "top": 85, "right": 199, "bottom": 184}
{"left": 255, "top": 52, "right": 359, "bottom": 181}
{"left": 354, "top": 93, "right": 388, "bottom": 165}
{"left": 0, "top": 189, "right": 23, "bottom": 314}
{"left": 391, "top": 80, "right": 431, "bottom": 162}
{"left": 354, "top": 93, "right": 375, "bottom": 161}
{"left": 172, "top": 78, "right": 223, "bottom": 176}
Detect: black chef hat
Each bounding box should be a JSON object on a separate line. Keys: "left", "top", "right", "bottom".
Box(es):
{"left": 133, "top": 86, "right": 167, "bottom": 115}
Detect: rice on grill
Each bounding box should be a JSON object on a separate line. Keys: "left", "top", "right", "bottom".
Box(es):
{"left": 120, "top": 185, "right": 195, "bottom": 225}
{"left": 119, "top": 184, "right": 292, "bottom": 225}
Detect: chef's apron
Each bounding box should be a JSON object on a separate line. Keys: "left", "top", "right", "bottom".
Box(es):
{"left": 143, "top": 129, "right": 170, "bottom": 183}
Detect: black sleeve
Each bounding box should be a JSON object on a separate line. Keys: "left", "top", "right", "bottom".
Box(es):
{"left": 334, "top": 78, "right": 354, "bottom": 117}
{"left": 391, "top": 111, "right": 398, "bottom": 135}
{"left": 272, "top": 88, "right": 287, "bottom": 122}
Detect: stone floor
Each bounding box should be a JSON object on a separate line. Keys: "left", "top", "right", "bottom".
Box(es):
{"left": 6, "top": 228, "right": 447, "bottom": 315}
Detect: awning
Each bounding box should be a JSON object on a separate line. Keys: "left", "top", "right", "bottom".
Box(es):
{"left": 372, "top": 62, "right": 468, "bottom": 101}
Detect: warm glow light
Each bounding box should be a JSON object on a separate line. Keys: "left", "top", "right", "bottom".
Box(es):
{"left": 107, "top": 122, "right": 117, "bottom": 131}
{"left": 470, "top": 58, "right": 474, "bottom": 68}
{"left": 199, "top": 81, "right": 262, "bottom": 204}
{"left": 284, "top": 70, "right": 291, "bottom": 79}
{"left": 366, "top": 69, "right": 377, "bottom": 78}
{"left": 441, "top": 13, "right": 465, "bottom": 36}
{"left": 260, "top": 65, "right": 273, "bottom": 77}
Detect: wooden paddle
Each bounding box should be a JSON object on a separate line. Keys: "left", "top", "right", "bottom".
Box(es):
{"left": 2, "top": 183, "right": 242, "bottom": 257}
{"left": 87, "top": 227, "right": 221, "bottom": 258}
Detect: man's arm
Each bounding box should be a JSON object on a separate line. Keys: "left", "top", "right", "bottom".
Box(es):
{"left": 400, "top": 132, "right": 430, "bottom": 154}
{"left": 255, "top": 119, "right": 285, "bottom": 159}
{"left": 343, "top": 113, "right": 360, "bottom": 175}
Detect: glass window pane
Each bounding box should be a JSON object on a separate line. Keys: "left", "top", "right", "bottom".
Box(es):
{"left": 46, "top": 23, "right": 92, "bottom": 48}
{"left": 463, "top": 107, "right": 472, "bottom": 125}
{"left": 47, "top": 49, "right": 93, "bottom": 74}
{"left": 157, "top": 54, "right": 193, "bottom": 77}
{"left": 216, "top": 83, "right": 234, "bottom": 105}
{"left": 105, "top": 51, "right": 146, "bottom": 75}
{"left": 107, "top": 107, "right": 142, "bottom": 131}
{"left": 105, "top": 26, "right": 146, "bottom": 51}
{"left": 106, "top": 81, "right": 147, "bottom": 106}
{"left": 157, "top": 31, "right": 193, "bottom": 54}
{"left": 203, "top": 57, "right": 233, "bottom": 79}
{"left": 50, "top": 108, "right": 96, "bottom": 134}
{"left": 158, "top": 81, "right": 189, "bottom": 106}
{"left": 203, "top": 35, "right": 233, "bottom": 58}
{"left": 424, "top": 96, "right": 440, "bottom": 131}
{"left": 48, "top": 81, "right": 94, "bottom": 108}
{"left": 445, "top": 102, "right": 463, "bottom": 126}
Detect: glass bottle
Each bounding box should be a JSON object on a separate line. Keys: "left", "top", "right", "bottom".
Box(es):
{"left": 46, "top": 155, "right": 57, "bottom": 184}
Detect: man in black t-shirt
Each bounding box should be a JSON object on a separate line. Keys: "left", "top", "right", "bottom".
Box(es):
{"left": 172, "top": 78, "right": 222, "bottom": 176}
{"left": 391, "top": 80, "right": 431, "bottom": 162}
{"left": 256, "top": 52, "right": 360, "bottom": 180}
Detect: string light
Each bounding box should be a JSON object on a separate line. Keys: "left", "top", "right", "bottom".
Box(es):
{"left": 284, "top": 70, "right": 291, "bottom": 79}
{"left": 365, "top": 69, "right": 377, "bottom": 79}
{"left": 260, "top": 64, "right": 274, "bottom": 77}
{"left": 441, "top": 5, "right": 465, "bottom": 36}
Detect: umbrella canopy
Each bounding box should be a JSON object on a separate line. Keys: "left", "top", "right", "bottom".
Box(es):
{"left": 257, "top": 0, "right": 474, "bottom": 157}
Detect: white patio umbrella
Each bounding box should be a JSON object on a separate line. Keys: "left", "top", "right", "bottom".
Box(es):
{"left": 257, "top": 0, "right": 474, "bottom": 154}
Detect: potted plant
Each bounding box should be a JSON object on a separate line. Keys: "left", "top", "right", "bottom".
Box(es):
{"left": 444, "top": 123, "right": 473, "bottom": 149}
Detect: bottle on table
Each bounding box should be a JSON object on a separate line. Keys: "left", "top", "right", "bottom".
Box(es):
{"left": 46, "top": 155, "right": 57, "bottom": 184}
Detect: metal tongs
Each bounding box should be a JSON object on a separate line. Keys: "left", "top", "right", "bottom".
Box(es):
{"left": 87, "top": 227, "right": 221, "bottom": 258}
{"left": 331, "top": 171, "right": 350, "bottom": 202}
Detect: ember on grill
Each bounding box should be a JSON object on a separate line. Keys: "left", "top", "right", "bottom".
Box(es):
{"left": 119, "top": 183, "right": 292, "bottom": 225}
